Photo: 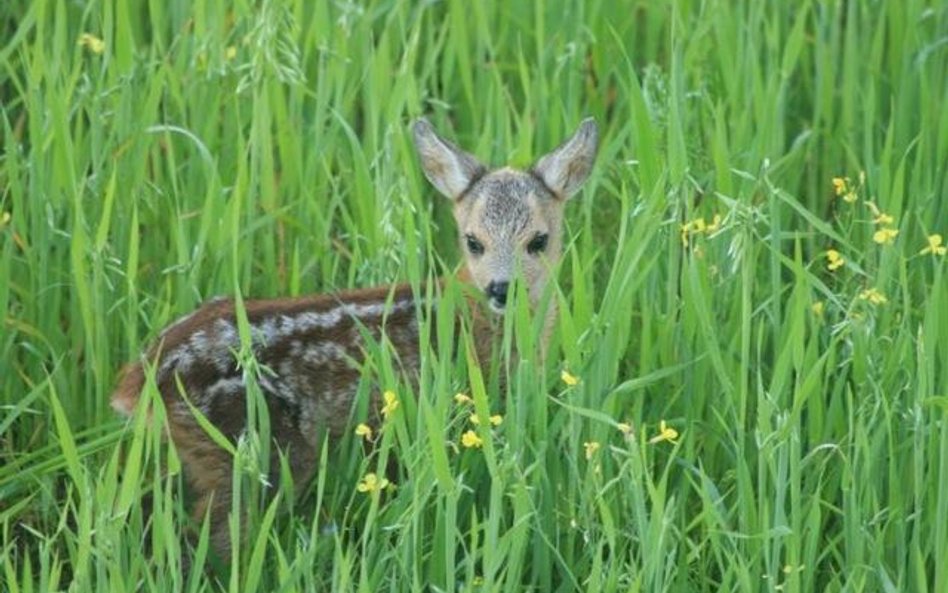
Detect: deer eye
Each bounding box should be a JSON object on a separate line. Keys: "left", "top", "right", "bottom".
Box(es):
{"left": 465, "top": 234, "right": 485, "bottom": 256}
{"left": 526, "top": 233, "right": 549, "bottom": 255}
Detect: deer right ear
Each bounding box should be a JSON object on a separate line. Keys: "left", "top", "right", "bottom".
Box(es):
{"left": 412, "top": 119, "right": 486, "bottom": 200}
{"left": 531, "top": 118, "right": 598, "bottom": 200}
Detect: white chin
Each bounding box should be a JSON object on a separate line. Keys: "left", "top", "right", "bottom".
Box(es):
{"left": 488, "top": 301, "right": 506, "bottom": 315}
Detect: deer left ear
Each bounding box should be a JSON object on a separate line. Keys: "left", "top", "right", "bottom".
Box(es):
{"left": 531, "top": 118, "right": 599, "bottom": 200}
{"left": 413, "top": 119, "right": 486, "bottom": 201}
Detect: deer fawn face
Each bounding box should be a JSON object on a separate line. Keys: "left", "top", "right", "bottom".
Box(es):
{"left": 413, "top": 119, "right": 598, "bottom": 312}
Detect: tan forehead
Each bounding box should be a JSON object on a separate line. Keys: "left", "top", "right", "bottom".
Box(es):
{"left": 458, "top": 169, "right": 558, "bottom": 234}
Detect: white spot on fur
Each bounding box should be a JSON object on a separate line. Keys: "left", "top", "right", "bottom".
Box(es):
{"left": 190, "top": 330, "right": 210, "bottom": 357}
{"left": 208, "top": 376, "right": 244, "bottom": 399}
{"left": 301, "top": 342, "right": 350, "bottom": 366}
{"left": 255, "top": 372, "right": 298, "bottom": 407}
{"left": 293, "top": 299, "right": 414, "bottom": 334}
{"left": 158, "top": 298, "right": 416, "bottom": 382}
{"left": 215, "top": 318, "right": 237, "bottom": 344}
{"left": 255, "top": 317, "right": 278, "bottom": 345}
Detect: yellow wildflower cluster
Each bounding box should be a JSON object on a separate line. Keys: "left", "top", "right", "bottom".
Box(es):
{"left": 454, "top": 393, "right": 503, "bottom": 426}
{"left": 831, "top": 177, "right": 847, "bottom": 196}
{"left": 818, "top": 175, "right": 944, "bottom": 334}
{"left": 454, "top": 393, "right": 503, "bottom": 449}
{"left": 356, "top": 472, "right": 391, "bottom": 494}
{"left": 680, "top": 214, "right": 722, "bottom": 246}
{"left": 920, "top": 234, "right": 946, "bottom": 256}
{"left": 78, "top": 33, "right": 106, "bottom": 55}
{"left": 354, "top": 423, "right": 373, "bottom": 440}
{"left": 561, "top": 370, "right": 579, "bottom": 386}
{"left": 380, "top": 390, "right": 399, "bottom": 419}
{"left": 648, "top": 420, "right": 680, "bottom": 445}
{"left": 865, "top": 201, "right": 894, "bottom": 226}
{"left": 865, "top": 201, "right": 899, "bottom": 245}
{"left": 469, "top": 413, "right": 503, "bottom": 427}
{"left": 873, "top": 227, "right": 899, "bottom": 245}
{"left": 825, "top": 249, "right": 845, "bottom": 271}
{"left": 461, "top": 430, "right": 483, "bottom": 448}
{"left": 831, "top": 178, "right": 904, "bottom": 246}
{"left": 583, "top": 441, "right": 601, "bottom": 460}
{"left": 831, "top": 174, "right": 862, "bottom": 203}
{"left": 859, "top": 288, "right": 887, "bottom": 305}
{"left": 357, "top": 389, "right": 398, "bottom": 448}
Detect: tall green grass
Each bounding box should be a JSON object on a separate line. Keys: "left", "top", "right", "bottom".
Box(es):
{"left": 1, "top": 0, "right": 946, "bottom": 590}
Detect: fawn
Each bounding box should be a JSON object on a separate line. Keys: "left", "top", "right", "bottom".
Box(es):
{"left": 111, "top": 117, "right": 598, "bottom": 561}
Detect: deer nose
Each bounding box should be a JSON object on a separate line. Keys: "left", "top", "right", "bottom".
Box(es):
{"left": 486, "top": 281, "right": 509, "bottom": 306}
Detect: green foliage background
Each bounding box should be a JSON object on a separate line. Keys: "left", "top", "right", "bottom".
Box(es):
{"left": 1, "top": 0, "right": 946, "bottom": 590}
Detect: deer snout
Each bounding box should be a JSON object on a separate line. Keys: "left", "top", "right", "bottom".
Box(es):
{"left": 486, "top": 280, "right": 510, "bottom": 309}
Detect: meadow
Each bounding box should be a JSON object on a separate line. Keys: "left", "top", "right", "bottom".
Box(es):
{"left": 1, "top": 0, "right": 947, "bottom": 591}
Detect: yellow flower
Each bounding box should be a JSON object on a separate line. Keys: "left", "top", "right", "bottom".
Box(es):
{"left": 832, "top": 176, "right": 858, "bottom": 202}
{"left": 872, "top": 211, "right": 894, "bottom": 226}
{"left": 454, "top": 392, "right": 473, "bottom": 405}
{"left": 920, "top": 234, "right": 947, "bottom": 256}
{"left": 78, "top": 33, "right": 106, "bottom": 54}
{"left": 872, "top": 227, "right": 899, "bottom": 245}
{"left": 461, "top": 430, "right": 483, "bottom": 448}
{"left": 680, "top": 215, "right": 720, "bottom": 246}
{"left": 866, "top": 201, "right": 895, "bottom": 225}
{"left": 680, "top": 222, "right": 692, "bottom": 246}
{"left": 380, "top": 390, "right": 399, "bottom": 419}
{"left": 561, "top": 370, "right": 579, "bottom": 387}
{"left": 583, "top": 441, "right": 601, "bottom": 460}
{"left": 859, "top": 288, "right": 887, "bottom": 305}
{"left": 354, "top": 423, "right": 373, "bottom": 440}
{"left": 832, "top": 177, "right": 848, "bottom": 196}
{"left": 225, "top": 45, "right": 237, "bottom": 60}
{"left": 826, "top": 249, "right": 845, "bottom": 271}
{"left": 616, "top": 422, "right": 633, "bottom": 436}
{"left": 811, "top": 301, "right": 824, "bottom": 317}
{"left": 648, "top": 420, "right": 680, "bottom": 445}
{"left": 470, "top": 413, "right": 502, "bottom": 426}
{"left": 705, "top": 213, "right": 722, "bottom": 233}
{"left": 356, "top": 472, "right": 390, "bottom": 493}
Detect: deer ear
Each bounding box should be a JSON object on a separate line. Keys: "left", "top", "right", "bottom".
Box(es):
{"left": 413, "top": 119, "right": 486, "bottom": 200}
{"left": 532, "top": 118, "right": 598, "bottom": 199}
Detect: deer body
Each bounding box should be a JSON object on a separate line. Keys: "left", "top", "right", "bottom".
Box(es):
{"left": 113, "top": 284, "right": 436, "bottom": 444}
{"left": 112, "top": 117, "right": 598, "bottom": 561}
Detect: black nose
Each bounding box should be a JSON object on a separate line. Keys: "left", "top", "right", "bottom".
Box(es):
{"left": 486, "top": 281, "right": 509, "bottom": 306}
